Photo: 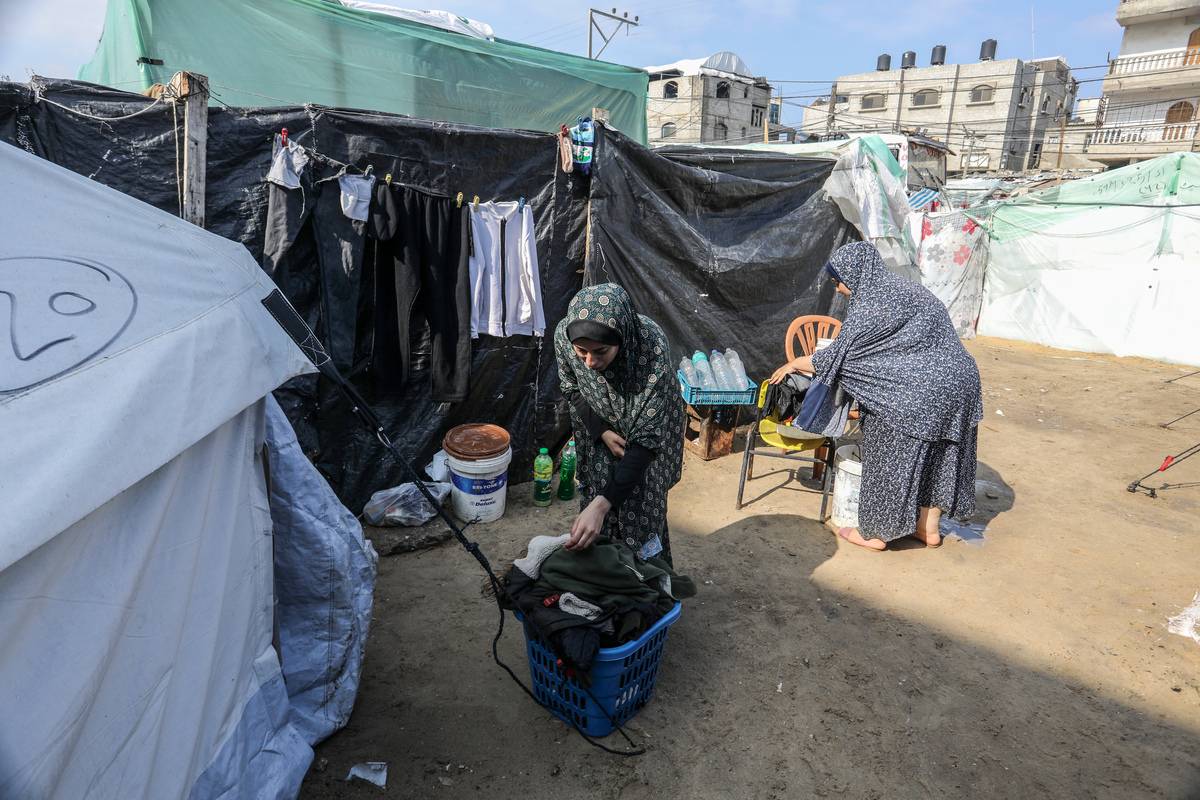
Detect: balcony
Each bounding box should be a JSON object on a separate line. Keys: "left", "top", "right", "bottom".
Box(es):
{"left": 1104, "top": 46, "right": 1200, "bottom": 93}
{"left": 1089, "top": 120, "right": 1199, "bottom": 160}
{"left": 1117, "top": 0, "right": 1200, "bottom": 25}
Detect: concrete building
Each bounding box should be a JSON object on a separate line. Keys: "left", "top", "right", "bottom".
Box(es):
{"left": 1090, "top": 0, "right": 1200, "bottom": 166}
{"left": 645, "top": 52, "right": 796, "bottom": 145}
{"left": 801, "top": 42, "right": 1077, "bottom": 174}
{"left": 1044, "top": 98, "right": 1107, "bottom": 170}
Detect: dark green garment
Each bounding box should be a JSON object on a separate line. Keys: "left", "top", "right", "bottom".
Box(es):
{"left": 538, "top": 539, "right": 696, "bottom": 614}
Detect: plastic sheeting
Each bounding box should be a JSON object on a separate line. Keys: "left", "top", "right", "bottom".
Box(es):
{"left": 822, "top": 136, "right": 919, "bottom": 281}
{"left": 266, "top": 396, "right": 379, "bottom": 745}
{"left": 585, "top": 126, "right": 855, "bottom": 381}
{"left": 78, "top": 0, "right": 648, "bottom": 143}
{"left": 0, "top": 78, "right": 588, "bottom": 512}
{"left": 978, "top": 154, "right": 1200, "bottom": 366}
{"left": 0, "top": 405, "right": 313, "bottom": 800}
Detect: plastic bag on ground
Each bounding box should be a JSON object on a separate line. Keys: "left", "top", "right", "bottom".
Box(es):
{"left": 425, "top": 450, "right": 451, "bottom": 482}
{"left": 363, "top": 483, "right": 451, "bottom": 526}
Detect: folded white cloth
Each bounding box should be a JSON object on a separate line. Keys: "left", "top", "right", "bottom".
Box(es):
{"left": 558, "top": 592, "right": 603, "bottom": 621}
{"left": 513, "top": 533, "right": 570, "bottom": 579}
{"left": 339, "top": 173, "right": 375, "bottom": 221}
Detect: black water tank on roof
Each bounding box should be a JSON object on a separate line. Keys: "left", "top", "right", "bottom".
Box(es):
{"left": 931, "top": 45, "right": 947, "bottom": 66}
{"left": 901, "top": 51, "right": 917, "bottom": 69}
{"left": 980, "top": 39, "right": 998, "bottom": 62}
{"left": 877, "top": 53, "right": 892, "bottom": 71}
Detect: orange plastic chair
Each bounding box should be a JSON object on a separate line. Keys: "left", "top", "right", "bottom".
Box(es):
{"left": 785, "top": 315, "right": 842, "bottom": 361}
{"left": 735, "top": 314, "right": 845, "bottom": 513}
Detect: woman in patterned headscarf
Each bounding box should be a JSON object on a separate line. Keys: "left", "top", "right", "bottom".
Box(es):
{"left": 554, "top": 284, "right": 684, "bottom": 563}
{"left": 770, "top": 242, "right": 982, "bottom": 551}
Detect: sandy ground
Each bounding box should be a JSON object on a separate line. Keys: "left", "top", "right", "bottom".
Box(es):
{"left": 300, "top": 337, "right": 1200, "bottom": 799}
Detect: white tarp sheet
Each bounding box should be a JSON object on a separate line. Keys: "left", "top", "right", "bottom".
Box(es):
{"left": 0, "top": 141, "right": 328, "bottom": 798}
{"left": 0, "top": 406, "right": 313, "bottom": 800}
{"left": 0, "top": 141, "right": 312, "bottom": 571}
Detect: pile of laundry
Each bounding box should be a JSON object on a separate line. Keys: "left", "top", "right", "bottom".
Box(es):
{"left": 501, "top": 535, "right": 695, "bottom": 673}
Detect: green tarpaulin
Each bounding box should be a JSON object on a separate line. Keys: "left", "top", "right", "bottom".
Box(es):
{"left": 79, "top": 0, "right": 648, "bottom": 143}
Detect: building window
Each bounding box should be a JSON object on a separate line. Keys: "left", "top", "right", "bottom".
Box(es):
{"left": 1082, "top": 132, "right": 1093, "bottom": 152}
{"left": 861, "top": 93, "right": 887, "bottom": 110}
{"left": 969, "top": 85, "right": 994, "bottom": 103}
{"left": 714, "top": 122, "right": 728, "bottom": 140}
{"left": 1186, "top": 27, "right": 1200, "bottom": 66}
{"left": 769, "top": 103, "right": 780, "bottom": 124}
{"left": 741, "top": 126, "right": 747, "bottom": 139}
{"left": 716, "top": 81, "right": 731, "bottom": 99}
{"left": 911, "top": 89, "right": 939, "bottom": 107}
{"left": 1028, "top": 143, "right": 1042, "bottom": 170}
{"left": 751, "top": 106, "right": 765, "bottom": 127}
{"left": 1165, "top": 100, "right": 1195, "bottom": 141}
{"left": 660, "top": 122, "right": 677, "bottom": 139}
{"left": 663, "top": 80, "right": 678, "bottom": 99}
{"left": 1055, "top": 101, "right": 1064, "bottom": 120}
{"left": 1019, "top": 86, "right": 1031, "bottom": 108}
{"left": 743, "top": 86, "right": 749, "bottom": 98}
{"left": 1040, "top": 95, "right": 1050, "bottom": 114}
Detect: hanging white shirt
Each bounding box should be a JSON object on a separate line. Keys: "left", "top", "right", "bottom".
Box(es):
{"left": 469, "top": 201, "right": 546, "bottom": 338}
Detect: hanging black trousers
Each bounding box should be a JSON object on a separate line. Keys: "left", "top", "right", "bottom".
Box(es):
{"left": 373, "top": 184, "right": 471, "bottom": 402}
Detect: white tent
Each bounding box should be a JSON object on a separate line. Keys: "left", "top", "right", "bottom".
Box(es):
{"left": 0, "top": 141, "right": 376, "bottom": 798}
{"left": 977, "top": 154, "right": 1200, "bottom": 366}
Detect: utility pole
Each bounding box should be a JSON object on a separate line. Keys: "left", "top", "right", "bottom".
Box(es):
{"left": 1055, "top": 103, "right": 1067, "bottom": 170}
{"left": 825, "top": 81, "right": 838, "bottom": 137}
{"left": 763, "top": 92, "right": 770, "bottom": 143}
{"left": 167, "top": 71, "right": 208, "bottom": 228}
{"left": 588, "top": 8, "right": 639, "bottom": 60}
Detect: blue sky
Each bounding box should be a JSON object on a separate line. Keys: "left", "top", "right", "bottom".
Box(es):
{"left": 1, "top": 0, "right": 1124, "bottom": 125}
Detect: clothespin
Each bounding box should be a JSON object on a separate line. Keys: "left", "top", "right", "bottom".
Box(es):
{"left": 280, "top": 128, "right": 288, "bottom": 147}
{"left": 364, "top": 164, "right": 374, "bottom": 177}
{"left": 472, "top": 195, "right": 480, "bottom": 209}
{"left": 518, "top": 196, "right": 526, "bottom": 212}
{"left": 456, "top": 191, "right": 464, "bottom": 208}
{"left": 385, "top": 172, "right": 392, "bottom": 185}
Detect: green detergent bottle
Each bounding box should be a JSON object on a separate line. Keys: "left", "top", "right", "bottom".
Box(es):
{"left": 556, "top": 440, "right": 577, "bottom": 500}
{"left": 533, "top": 448, "right": 553, "bottom": 507}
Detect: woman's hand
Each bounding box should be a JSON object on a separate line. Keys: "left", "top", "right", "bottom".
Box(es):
{"left": 769, "top": 360, "right": 800, "bottom": 385}
{"left": 600, "top": 430, "right": 626, "bottom": 458}
{"left": 769, "top": 355, "right": 816, "bottom": 384}
{"left": 567, "top": 496, "right": 611, "bottom": 550}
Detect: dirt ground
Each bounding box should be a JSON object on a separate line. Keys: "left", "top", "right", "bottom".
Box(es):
{"left": 301, "top": 337, "right": 1200, "bottom": 800}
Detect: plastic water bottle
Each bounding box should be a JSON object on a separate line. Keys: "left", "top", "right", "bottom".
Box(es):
{"left": 709, "top": 350, "right": 736, "bottom": 389}
{"left": 679, "top": 357, "right": 699, "bottom": 387}
{"left": 556, "top": 440, "right": 577, "bottom": 501}
{"left": 692, "top": 351, "right": 717, "bottom": 389}
{"left": 533, "top": 448, "right": 553, "bottom": 507}
{"left": 725, "top": 348, "right": 749, "bottom": 388}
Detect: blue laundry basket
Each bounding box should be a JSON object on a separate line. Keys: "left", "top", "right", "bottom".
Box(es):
{"left": 521, "top": 602, "right": 682, "bottom": 736}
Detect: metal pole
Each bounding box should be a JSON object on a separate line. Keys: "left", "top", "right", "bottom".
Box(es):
{"left": 895, "top": 69, "right": 905, "bottom": 133}
{"left": 825, "top": 82, "right": 837, "bottom": 136}
{"left": 1056, "top": 103, "right": 1067, "bottom": 169}
{"left": 945, "top": 64, "right": 961, "bottom": 146}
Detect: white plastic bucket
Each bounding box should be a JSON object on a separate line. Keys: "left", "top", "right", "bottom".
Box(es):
{"left": 446, "top": 447, "right": 512, "bottom": 523}
{"left": 831, "top": 444, "right": 862, "bottom": 529}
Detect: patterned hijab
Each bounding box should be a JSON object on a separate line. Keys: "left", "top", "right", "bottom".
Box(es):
{"left": 554, "top": 284, "right": 675, "bottom": 450}
{"left": 811, "top": 242, "right": 983, "bottom": 442}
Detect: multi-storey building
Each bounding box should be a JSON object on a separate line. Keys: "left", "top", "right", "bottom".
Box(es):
{"left": 1090, "top": 0, "right": 1200, "bottom": 166}
{"left": 801, "top": 41, "right": 1077, "bottom": 174}
{"left": 645, "top": 51, "right": 796, "bottom": 145}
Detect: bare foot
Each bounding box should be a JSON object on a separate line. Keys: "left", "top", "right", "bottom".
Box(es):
{"left": 836, "top": 527, "right": 887, "bottom": 551}
{"left": 914, "top": 507, "right": 943, "bottom": 548}
{"left": 908, "top": 528, "right": 943, "bottom": 548}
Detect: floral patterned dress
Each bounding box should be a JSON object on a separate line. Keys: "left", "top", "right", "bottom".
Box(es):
{"left": 553, "top": 284, "right": 684, "bottom": 557}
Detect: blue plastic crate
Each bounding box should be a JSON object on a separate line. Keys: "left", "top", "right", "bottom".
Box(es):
{"left": 521, "top": 602, "right": 682, "bottom": 737}
{"left": 677, "top": 370, "right": 756, "bottom": 406}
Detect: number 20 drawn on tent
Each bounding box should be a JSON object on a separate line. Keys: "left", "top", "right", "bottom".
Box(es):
{"left": 0, "top": 256, "right": 137, "bottom": 394}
